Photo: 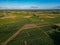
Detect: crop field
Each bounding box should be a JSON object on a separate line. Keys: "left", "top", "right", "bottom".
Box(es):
{"left": 0, "top": 10, "right": 60, "bottom": 45}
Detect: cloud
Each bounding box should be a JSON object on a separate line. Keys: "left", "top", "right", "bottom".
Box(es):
{"left": 0, "top": 7, "right": 7, "bottom": 9}
{"left": 52, "top": 6, "right": 60, "bottom": 9}
{"left": 0, "top": 5, "right": 60, "bottom": 10}
{"left": 31, "top": 6, "right": 39, "bottom": 8}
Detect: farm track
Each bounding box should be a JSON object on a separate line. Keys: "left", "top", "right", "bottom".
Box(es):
{"left": 1, "top": 24, "right": 40, "bottom": 45}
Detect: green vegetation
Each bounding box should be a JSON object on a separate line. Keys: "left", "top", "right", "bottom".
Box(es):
{"left": 7, "top": 28, "right": 54, "bottom": 45}
{"left": 0, "top": 10, "right": 60, "bottom": 45}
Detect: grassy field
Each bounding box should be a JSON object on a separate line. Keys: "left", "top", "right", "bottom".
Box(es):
{"left": 0, "top": 10, "right": 60, "bottom": 45}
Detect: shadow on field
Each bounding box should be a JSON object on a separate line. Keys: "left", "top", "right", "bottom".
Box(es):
{"left": 48, "top": 31, "right": 60, "bottom": 45}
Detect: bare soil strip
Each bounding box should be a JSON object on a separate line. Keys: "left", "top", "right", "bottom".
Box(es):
{"left": 24, "top": 16, "right": 31, "bottom": 19}
{"left": 1, "top": 24, "right": 40, "bottom": 45}
{"left": 40, "top": 15, "right": 55, "bottom": 18}
{"left": 1, "top": 15, "right": 16, "bottom": 19}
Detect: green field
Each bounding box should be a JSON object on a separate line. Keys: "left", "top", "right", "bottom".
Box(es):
{"left": 0, "top": 10, "right": 60, "bottom": 45}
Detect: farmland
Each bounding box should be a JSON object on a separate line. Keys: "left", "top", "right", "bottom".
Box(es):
{"left": 0, "top": 10, "right": 60, "bottom": 45}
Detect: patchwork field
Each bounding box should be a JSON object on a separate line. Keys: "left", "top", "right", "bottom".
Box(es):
{"left": 0, "top": 10, "right": 60, "bottom": 45}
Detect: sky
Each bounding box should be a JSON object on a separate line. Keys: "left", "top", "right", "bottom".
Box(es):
{"left": 0, "top": 0, "right": 60, "bottom": 9}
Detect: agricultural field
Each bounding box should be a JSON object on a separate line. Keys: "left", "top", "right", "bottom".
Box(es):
{"left": 0, "top": 10, "right": 60, "bottom": 45}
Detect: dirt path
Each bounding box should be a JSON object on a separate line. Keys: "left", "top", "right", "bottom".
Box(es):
{"left": 1, "top": 24, "right": 40, "bottom": 45}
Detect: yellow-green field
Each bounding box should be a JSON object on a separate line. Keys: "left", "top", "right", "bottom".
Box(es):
{"left": 0, "top": 10, "right": 60, "bottom": 45}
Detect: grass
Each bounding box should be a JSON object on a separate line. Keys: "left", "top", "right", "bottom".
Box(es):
{"left": 7, "top": 28, "right": 54, "bottom": 45}
{"left": 0, "top": 18, "right": 32, "bottom": 44}
{"left": 0, "top": 10, "right": 60, "bottom": 45}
